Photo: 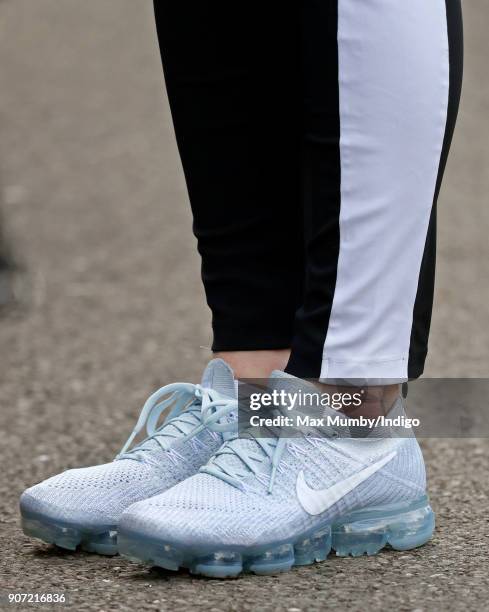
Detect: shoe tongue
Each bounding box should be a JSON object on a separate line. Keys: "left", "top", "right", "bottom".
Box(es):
{"left": 270, "top": 369, "right": 312, "bottom": 388}
{"left": 269, "top": 369, "right": 320, "bottom": 408}
{"left": 201, "top": 359, "right": 236, "bottom": 398}
{"left": 269, "top": 370, "right": 344, "bottom": 438}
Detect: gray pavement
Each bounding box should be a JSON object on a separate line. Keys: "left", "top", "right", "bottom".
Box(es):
{"left": 0, "top": 1, "right": 488, "bottom": 610}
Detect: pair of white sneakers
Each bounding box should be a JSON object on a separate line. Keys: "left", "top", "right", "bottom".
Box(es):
{"left": 20, "top": 359, "right": 434, "bottom": 578}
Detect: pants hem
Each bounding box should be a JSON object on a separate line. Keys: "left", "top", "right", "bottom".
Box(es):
{"left": 211, "top": 325, "right": 293, "bottom": 352}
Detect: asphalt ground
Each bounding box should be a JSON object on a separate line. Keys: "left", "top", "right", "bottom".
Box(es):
{"left": 0, "top": 1, "right": 488, "bottom": 610}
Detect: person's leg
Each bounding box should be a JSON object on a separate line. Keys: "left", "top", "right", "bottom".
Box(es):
{"left": 117, "top": 3, "right": 464, "bottom": 575}
{"left": 286, "top": 0, "right": 463, "bottom": 384}
{"left": 154, "top": 1, "right": 303, "bottom": 377}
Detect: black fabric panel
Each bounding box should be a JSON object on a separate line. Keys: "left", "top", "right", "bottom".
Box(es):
{"left": 408, "top": 0, "right": 464, "bottom": 378}
{"left": 285, "top": 0, "right": 341, "bottom": 378}
{"left": 153, "top": 1, "right": 304, "bottom": 351}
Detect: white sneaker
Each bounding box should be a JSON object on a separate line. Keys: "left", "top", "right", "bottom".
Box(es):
{"left": 118, "top": 373, "right": 433, "bottom": 576}
{"left": 20, "top": 359, "right": 237, "bottom": 555}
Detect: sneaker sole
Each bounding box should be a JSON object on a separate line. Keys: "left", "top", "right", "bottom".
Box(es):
{"left": 118, "top": 496, "right": 434, "bottom": 578}
{"left": 21, "top": 510, "right": 118, "bottom": 556}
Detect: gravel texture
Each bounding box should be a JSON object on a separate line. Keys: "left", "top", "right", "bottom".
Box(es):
{"left": 0, "top": 1, "right": 488, "bottom": 610}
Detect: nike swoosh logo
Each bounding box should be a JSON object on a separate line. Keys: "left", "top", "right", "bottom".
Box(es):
{"left": 296, "top": 450, "right": 397, "bottom": 516}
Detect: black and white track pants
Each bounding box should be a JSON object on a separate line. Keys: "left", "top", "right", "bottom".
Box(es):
{"left": 154, "top": 0, "right": 463, "bottom": 380}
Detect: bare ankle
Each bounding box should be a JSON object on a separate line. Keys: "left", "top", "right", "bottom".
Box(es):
{"left": 313, "top": 381, "right": 401, "bottom": 417}
{"left": 214, "top": 349, "right": 291, "bottom": 378}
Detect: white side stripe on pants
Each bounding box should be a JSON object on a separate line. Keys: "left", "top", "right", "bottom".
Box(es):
{"left": 321, "top": 0, "right": 450, "bottom": 381}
